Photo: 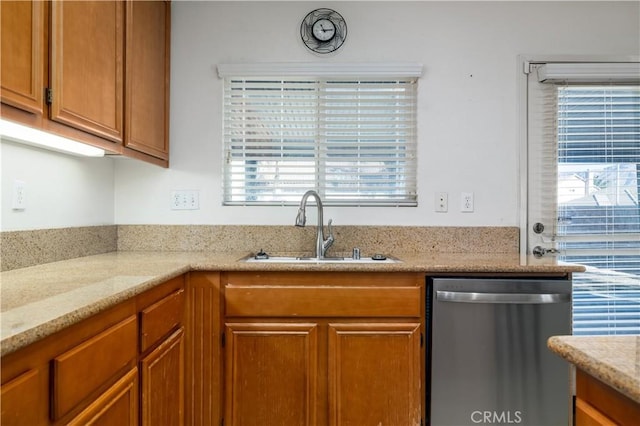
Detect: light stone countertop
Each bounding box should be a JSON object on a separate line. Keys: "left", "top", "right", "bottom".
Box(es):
{"left": 1, "top": 250, "right": 583, "bottom": 357}
{"left": 548, "top": 335, "right": 640, "bottom": 403}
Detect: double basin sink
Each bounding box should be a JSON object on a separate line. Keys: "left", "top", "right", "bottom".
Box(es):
{"left": 242, "top": 253, "right": 401, "bottom": 264}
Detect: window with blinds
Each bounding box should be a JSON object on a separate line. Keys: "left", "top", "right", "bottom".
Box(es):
{"left": 556, "top": 85, "right": 640, "bottom": 335}
{"left": 222, "top": 77, "right": 417, "bottom": 206}
{"left": 527, "top": 62, "right": 640, "bottom": 336}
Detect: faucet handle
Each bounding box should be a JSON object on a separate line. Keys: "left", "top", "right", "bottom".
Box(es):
{"left": 324, "top": 219, "right": 335, "bottom": 251}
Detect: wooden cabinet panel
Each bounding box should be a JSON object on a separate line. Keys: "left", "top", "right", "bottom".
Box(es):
{"left": 0, "top": 369, "right": 44, "bottom": 426}
{"left": 575, "top": 398, "right": 617, "bottom": 426}
{"left": 140, "top": 327, "right": 185, "bottom": 426}
{"left": 328, "top": 323, "right": 422, "bottom": 426}
{"left": 140, "top": 288, "right": 184, "bottom": 353}
{"left": 225, "top": 322, "right": 318, "bottom": 426}
{"left": 50, "top": 0, "right": 124, "bottom": 142}
{"left": 52, "top": 315, "right": 137, "bottom": 420}
{"left": 0, "top": 0, "right": 44, "bottom": 114}
{"left": 576, "top": 369, "right": 640, "bottom": 426}
{"left": 226, "top": 285, "right": 421, "bottom": 317}
{"left": 185, "top": 272, "right": 223, "bottom": 426}
{"left": 67, "top": 367, "right": 138, "bottom": 426}
{"left": 125, "top": 0, "right": 170, "bottom": 160}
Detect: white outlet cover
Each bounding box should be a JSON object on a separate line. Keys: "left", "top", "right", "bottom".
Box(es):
{"left": 12, "top": 180, "right": 26, "bottom": 210}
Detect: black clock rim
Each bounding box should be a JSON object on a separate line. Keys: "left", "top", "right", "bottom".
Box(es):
{"left": 300, "top": 8, "right": 347, "bottom": 54}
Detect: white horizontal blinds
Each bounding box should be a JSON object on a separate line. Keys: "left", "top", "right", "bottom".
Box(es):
{"left": 556, "top": 85, "right": 640, "bottom": 262}
{"left": 556, "top": 85, "right": 640, "bottom": 336}
{"left": 223, "top": 76, "right": 417, "bottom": 206}
{"left": 224, "top": 78, "right": 318, "bottom": 205}
{"left": 319, "top": 79, "right": 417, "bottom": 205}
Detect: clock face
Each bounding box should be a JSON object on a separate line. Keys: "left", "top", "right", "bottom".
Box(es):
{"left": 300, "top": 9, "right": 347, "bottom": 54}
{"left": 312, "top": 19, "right": 336, "bottom": 42}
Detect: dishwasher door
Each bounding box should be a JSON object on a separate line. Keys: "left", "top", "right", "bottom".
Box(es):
{"left": 428, "top": 278, "right": 571, "bottom": 426}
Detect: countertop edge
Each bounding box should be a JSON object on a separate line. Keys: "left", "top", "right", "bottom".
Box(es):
{"left": 547, "top": 336, "right": 640, "bottom": 404}
{"left": 1, "top": 251, "right": 583, "bottom": 357}
{"left": 0, "top": 265, "right": 191, "bottom": 357}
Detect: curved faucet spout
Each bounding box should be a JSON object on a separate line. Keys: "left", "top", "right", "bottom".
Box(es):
{"left": 295, "top": 190, "right": 334, "bottom": 259}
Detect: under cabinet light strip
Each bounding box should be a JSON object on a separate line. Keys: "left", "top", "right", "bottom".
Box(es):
{"left": 0, "top": 119, "right": 105, "bottom": 157}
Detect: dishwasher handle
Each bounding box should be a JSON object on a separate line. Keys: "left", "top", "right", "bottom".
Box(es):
{"left": 436, "top": 290, "right": 570, "bottom": 304}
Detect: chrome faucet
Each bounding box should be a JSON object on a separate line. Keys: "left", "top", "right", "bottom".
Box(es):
{"left": 295, "top": 190, "right": 334, "bottom": 259}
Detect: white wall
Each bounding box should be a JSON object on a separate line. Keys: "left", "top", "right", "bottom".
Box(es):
{"left": 1, "top": 141, "right": 115, "bottom": 231}
{"left": 114, "top": 1, "right": 639, "bottom": 226}
{"left": 3, "top": 1, "right": 632, "bottom": 229}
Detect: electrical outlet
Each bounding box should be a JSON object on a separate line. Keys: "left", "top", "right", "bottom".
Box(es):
{"left": 171, "top": 190, "right": 200, "bottom": 210}
{"left": 435, "top": 192, "right": 448, "bottom": 212}
{"left": 12, "top": 180, "right": 26, "bottom": 210}
{"left": 461, "top": 192, "right": 474, "bottom": 212}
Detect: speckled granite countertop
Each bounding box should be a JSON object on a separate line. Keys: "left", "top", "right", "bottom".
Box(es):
{"left": 548, "top": 335, "right": 640, "bottom": 403}
{"left": 1, "top": 250, "right": 583, "bottom": 357}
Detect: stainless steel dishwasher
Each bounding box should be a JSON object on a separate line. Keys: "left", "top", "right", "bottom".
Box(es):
{"left": 427, "top": 277, "right": 572, "bottom": 426}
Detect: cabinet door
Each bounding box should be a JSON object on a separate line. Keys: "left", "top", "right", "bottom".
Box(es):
{"left": 67, "top": 368, "right": 138, "bottom": 426}
{"left": 140, "top": 327, "right": 185, "bottom": 426}
{"left": 0, "top": 369, "right": 45, "bottom": 426}
{"left": 225, "top": 322, "right": 318, "bottom": 426}
{"left": 0, "top": 0, "right": 45, "bottom": 114}
{"left": 125, "top": 0, "right": 170, "bottom": 160}
{"left": 50, "top": 0, "right": 123, "bottom": 143}
{"left": 328, "top": 323, "right": 422, "bottom": 426}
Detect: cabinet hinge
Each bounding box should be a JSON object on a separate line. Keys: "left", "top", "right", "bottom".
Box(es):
{"left": 420, "top": 332, "right": 424, "bottom": 348}
{"left": 45, "top": 88, "right": 53, "bottom": 105}
{"left": 221, "top": 332, "right": 225, "bottom": 348}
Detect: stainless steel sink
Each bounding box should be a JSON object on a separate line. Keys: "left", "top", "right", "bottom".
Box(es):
{"left": 241, "top": 255, "right": 401, "bottom": 264}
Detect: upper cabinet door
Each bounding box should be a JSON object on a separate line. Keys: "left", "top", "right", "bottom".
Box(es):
{"left": 50, "top": 1, "right": 124, "bottom": 143}
{"left": 125, "top": 0, "right": 170, "bottom": 160}
{"left": 0, "top": 0, "right": 45, "bottom": 114}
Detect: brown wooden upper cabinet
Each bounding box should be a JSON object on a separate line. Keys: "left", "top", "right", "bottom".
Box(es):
{"left": 0, "top": 1, "right": 45, "bottom": 115}
{"left": 0, "top": 0, "right": 171, "bottom": 167}
{"left": 50, "top": 0, "right": 125, "bottom": 143}
{"left": 125, "top": 0, "right": 171, "bottom": 161}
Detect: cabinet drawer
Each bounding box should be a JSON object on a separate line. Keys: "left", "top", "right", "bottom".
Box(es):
{"left": 52, "top": 315, "right": 137, "bottom": 420}
{"left": 1, "top": 369, "right": 42, "bottom": 426}
{"left": 140, "top": 289, "right": 184, "bottom": 353}
{"left": 67, "top": 367, "right": 138, "bottom": 426}
{"left": 225, "top": 286, "right": 421, "bottom": 317}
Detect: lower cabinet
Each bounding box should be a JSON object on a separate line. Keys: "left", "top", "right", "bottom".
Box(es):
{"left": 0, "top": 275, "right": 185, "bottom": 426}
{"left": 67, "top": 368, "right": 138, "bottom": 426}
{"left": 327, "top": 323, "right": 422, "bottom": 426}
{"left": 223, "top": 271, "right": 424, "bottom": 426}
{"left": 575, "top": 368, "right": 640, "bottom": 426}
{"left": 225, "top": 322, "right": 319, "bottom": 425}
{"left": 140, "top": 327, "right": 185, "bottom": 426}
{"left": 0, "top": 369, "right": 43, "bottom": 425}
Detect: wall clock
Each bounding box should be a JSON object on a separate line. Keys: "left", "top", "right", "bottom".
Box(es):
{"left": 300, "top": 8, "right": 347, "bottom": 54}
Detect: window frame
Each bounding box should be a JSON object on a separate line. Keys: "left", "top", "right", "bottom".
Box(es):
{"left": 518, "top": 56, "right": 640, "bottom": 336}
{"left": 218, "top": 63, "right": 422, "bottom": 207}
